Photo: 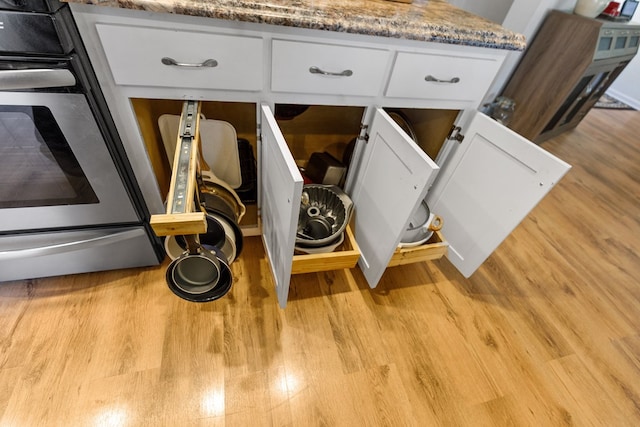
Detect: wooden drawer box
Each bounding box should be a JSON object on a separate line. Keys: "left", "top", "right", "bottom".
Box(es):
{"left": 271, "top": 39, "right": 390, "bottom": 96}
{"left": 291, "top": 226, "right": 447, "bottom": 274}
{"left": 388, "top": 230, "right": 448, "bottom": 267}
{"left": 386, "top": 51, "right": 501, "bottom": 102}
{"left": 95, "top": 24, "right": 263, "bottom": 91}
{"left": 291, "top": 225, "right": 360, "bottom": 274}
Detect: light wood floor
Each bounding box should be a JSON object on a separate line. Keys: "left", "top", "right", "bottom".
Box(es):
{"left": 1, "top": 107, "right": 639, "bottom": 426}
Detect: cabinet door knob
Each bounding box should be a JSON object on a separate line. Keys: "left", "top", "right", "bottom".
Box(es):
{"left": 161, "top": 57, "right": 218, "bottom": 68}
{"left": 425, "top": 75, "right": 460, "bottom": 84}
{"left": 309, "top": 66, "right": 353, "bottom": 77}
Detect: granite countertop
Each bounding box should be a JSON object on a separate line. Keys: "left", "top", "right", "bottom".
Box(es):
{"left": 63, "top": 0, "right": 526, "bottom": 51}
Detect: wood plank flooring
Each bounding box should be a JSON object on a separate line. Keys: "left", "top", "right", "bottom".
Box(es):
{"left": 1, "top": 107, "right": 639, "bottom": 426}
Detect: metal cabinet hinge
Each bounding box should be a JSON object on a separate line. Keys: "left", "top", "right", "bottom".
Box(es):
{"left": 448, "top": 125, "right": 464, "bottom": 143}
{"left": 358, "top": 124, "right": 369, "bottom": 142}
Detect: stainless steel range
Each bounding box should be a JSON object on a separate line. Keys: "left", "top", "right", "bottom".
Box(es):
{"left": 0, "top": 0, "right": 162, "bottom": 281}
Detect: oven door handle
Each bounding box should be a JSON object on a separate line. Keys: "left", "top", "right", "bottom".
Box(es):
{"left": 0, "top": 69, "right": 77, "bottom": 90}
{"left": 0, "top": 229, "right": 146, "bottom": 261}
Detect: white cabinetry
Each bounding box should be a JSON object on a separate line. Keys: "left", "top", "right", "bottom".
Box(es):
{"left": 271, "top": 39, "right": 390, "bottom": 96}
{"left": 95, "top": 24, "right": 264, "bottom": 91}
{"left": 348, "top": 108, "right": 440, "bottom": 286}
{"left": 386, "top": 51, "right": 503, "bottom": 101}
{"left": 70, "top": 4, "right": 570, "bottom": 308}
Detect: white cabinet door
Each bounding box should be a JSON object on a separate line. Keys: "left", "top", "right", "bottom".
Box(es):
{"left": 427, "top": 112, "right": 571, "bottom": 277}
{"left": 350, "top": 108, "right": 440, "bottom": 287}
{"left": 260, "top": 105, "right": 303, "bottom": 308}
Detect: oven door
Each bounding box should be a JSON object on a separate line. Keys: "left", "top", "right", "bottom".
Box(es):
{"left": 0, "top": 89, "right": 139, "bottom": 233}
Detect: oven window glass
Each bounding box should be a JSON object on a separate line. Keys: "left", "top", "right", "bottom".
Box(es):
{"left": 0, "top": 105, "right": 99, "bottom": 208}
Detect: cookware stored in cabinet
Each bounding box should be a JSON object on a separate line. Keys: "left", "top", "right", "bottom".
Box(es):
{"left": 387, "top": 110, "right": 418, "bottom": 142}
{"left": 398, "top": 200, "right": 443, "bottom": 248}
{"left": 158, "top": 114, "right": 243, "bottom": 189}
{"left": 175, "top": 213, "right": 225, "bottom": 251}
{"left": 296, "top": 184, "right": 354, "bottom": 248}
{"left": 167, "top": 247, "right": 233, "bottom": 303}
{"left": 207, "top": 211, "right": 239, "bottom": 264}
{"left": 152, "top": 101, "right": 236, "bottom": 303}
{"left": 165, "top": 234, "right": 232, "bottom": 302}
{"left": 164, "top": 210, "right": 241, "bottom": 265}
{"left": 200, "top": 170, "right": 246, "bottom": 223}
{"left": 274, "top": 104, "right": 309, "bottom": 120}
{"left": 305, "top": 152, "right": 347, "bottom": 186}
{"left": 295, "top": 232, "right": 344, "bottom": 254}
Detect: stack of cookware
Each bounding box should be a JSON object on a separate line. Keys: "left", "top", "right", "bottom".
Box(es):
{"left": 157, "top": 110, "right": 245, "bottom": 302}
{"left": 295, "top": 184, "right": 354, "bottom": 254}
{"left": 398, "top": 200, "right": 442, "bottom": 248}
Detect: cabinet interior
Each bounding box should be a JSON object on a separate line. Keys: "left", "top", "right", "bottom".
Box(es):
{"left": 275, "top": 104, "right": 459, "bottom": 179}
{"left": 274, "top": 104, "right": 364, "bottom": 173}
{"left": 130, "top": 98, "right": 258, "bottom": 227}
{"left": 130, "top": 98, "right": 460, "bottom": 234}
{"left": 383, "top": 108, "right": 459, "bottom": 161}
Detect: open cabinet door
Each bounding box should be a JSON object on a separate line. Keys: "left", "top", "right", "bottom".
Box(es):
{"left": 260, "top": 105, "right": 304, "bottom": 308}
{"left": 427, "top": 112, "right": 571, "bottom": 277}
{"left": 350, "top": 108, "right": 440, "bottom": 287}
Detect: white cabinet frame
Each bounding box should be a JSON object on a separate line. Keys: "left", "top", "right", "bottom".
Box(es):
{"left": 70, "top": 4, "right": 570, "bottom": 307}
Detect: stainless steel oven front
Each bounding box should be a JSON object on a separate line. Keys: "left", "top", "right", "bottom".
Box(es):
{"left": 0, "top": 67, "right": 140, "bottom": 232}
{"left": 0, "top": 2, "right": 162, "bottom": 282}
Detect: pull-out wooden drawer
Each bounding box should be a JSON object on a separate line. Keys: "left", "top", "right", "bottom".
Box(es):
{"left": 291, "top": 225, "right": 360, "bottom": 274}
{"left": 386, "top": 51, "right": 502, "bottom": 102}
{"left": 292, "top": 227, "right": 448, "bottom": 273}
{"left": 388, "top": 230, "right": 448, "bottom": 267}
{"left": 95, "top": 24, "right": 263, "bottom": 90}
{"left": 271, "top": 39, "right": 390, "bottom": 96}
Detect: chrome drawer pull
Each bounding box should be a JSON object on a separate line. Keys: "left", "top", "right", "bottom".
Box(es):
{"left": 309, "top": 66, "right": 353, "bottom": 77}
{"left": 161, "top": 57, "right": 218, "bottom": 68}
{"left": 425, "top": 75, "right": 460, "bottom": 84}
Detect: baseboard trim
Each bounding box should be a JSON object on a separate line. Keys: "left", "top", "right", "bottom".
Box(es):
{"left": 606, "top": 89, "right": 640, "bottom": 111}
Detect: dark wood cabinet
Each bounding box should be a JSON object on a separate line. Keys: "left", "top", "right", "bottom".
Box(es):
{"left": 501, "top": 10, "right": 640, "bottom": 143}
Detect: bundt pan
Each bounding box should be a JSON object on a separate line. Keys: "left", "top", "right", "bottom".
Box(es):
{"left": 296, "top": 184, "right": 353, "bottom": 248}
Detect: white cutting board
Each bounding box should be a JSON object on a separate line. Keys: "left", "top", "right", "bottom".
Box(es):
{"left": 158, "top": 114, "right": 242, "bottom": 189}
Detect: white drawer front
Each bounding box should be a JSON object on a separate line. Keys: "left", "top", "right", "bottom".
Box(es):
{"left": 96, "top": 24, "right": 263, "bottom": 90}
{"left": 271, "top": 39, "right": 389, "bottom": 96}
{"left": 386, "top": 52, "right": 502, "bottom": 102}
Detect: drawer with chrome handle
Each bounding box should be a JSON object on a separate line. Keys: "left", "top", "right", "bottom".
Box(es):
{"left": 95, "top": 24, "right": 263, "bottom": 91}
{"left": 271, "top": 39, "right": 390, "bottom": 96}
{"left": 386, "top": 51, "right": 502, "bottom": 102}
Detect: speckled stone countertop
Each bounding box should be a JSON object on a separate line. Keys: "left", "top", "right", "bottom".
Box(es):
{"left": 63, "top": 0, "right": 526, "bottom": 50}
